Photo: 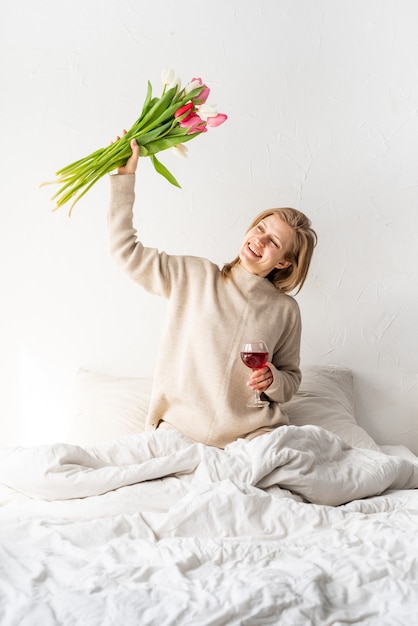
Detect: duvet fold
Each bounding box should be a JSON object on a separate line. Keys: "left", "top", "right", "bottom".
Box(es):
{"left": 0, "top": 425, "right": 417, "bottom": 505}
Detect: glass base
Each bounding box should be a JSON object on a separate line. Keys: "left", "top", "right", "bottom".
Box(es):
{"left": 246, "top": 399, "right": 269, "bottom": 408}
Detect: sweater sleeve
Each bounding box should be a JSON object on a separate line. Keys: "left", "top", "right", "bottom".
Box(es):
{"left": 264, "top": 298, "right": 302, "bottom": 403}
{"left": 107, "top": 174, "right": 171, "bottom": 297}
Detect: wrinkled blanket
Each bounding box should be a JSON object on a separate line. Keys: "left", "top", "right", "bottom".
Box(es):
{"left": 1, "top": 425, "right": 417, "bottom": 505}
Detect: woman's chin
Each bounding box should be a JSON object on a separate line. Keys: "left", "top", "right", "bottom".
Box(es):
{"left": 238, "top": 256, "right": 257, "bottom": 275}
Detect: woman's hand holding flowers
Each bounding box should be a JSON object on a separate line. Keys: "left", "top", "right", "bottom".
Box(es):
{"left": 117, "top": 137, "right": 140, "bottom": 175}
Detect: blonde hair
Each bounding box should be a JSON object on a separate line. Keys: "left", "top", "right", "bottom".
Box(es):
{"left": 221, "top": 208, "right": 317, "bottom": 294}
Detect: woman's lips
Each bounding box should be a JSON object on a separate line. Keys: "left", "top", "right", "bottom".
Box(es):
{"left": 248, "top": 243, "right": 261, "bottom": 257}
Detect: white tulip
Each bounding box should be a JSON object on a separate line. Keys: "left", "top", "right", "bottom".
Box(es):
{"left": 171, "top": 144, "right": 189, "bottom": 158}
{"left": 161, "top": 68, "right": 176, "bottom": 85}
{"left": 184, "top": 79, "right": 201, "bottom": 94}
{"left": 161, "top": 68, "right": 181, "bottom": 91}
{"left": 197, "top": 103, "right": 218, "bottom": 120}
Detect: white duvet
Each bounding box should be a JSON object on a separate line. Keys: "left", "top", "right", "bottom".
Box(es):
{"left": 1, "top": 425, "right": 418, "bottom": 625}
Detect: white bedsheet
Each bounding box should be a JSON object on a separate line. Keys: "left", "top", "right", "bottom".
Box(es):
{"left": 1, "top": 426, "right": 418, "bottom": 625}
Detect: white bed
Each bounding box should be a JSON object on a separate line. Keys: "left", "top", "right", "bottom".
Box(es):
{"left": 1, "top": 365, "right": 418, "bottom": 625}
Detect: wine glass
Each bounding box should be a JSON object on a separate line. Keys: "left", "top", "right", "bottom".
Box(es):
{"left": 240, "top": 340, "right": 270, "bottom": 407}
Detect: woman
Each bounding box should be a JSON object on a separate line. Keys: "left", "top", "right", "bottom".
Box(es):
{"left": 109, "top": 139, "right": 317, "bottom": 449}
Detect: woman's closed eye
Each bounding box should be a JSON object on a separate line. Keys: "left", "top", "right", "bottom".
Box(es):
{"left": 257, "top": 223, "right": 280, "bottom": 247}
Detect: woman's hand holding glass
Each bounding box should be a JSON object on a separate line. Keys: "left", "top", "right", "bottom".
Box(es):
{"left": 248, "top": 363, "right": 273, "bottom": 394}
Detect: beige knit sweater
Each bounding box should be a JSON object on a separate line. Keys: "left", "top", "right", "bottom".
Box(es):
{"left": 108, "top": 174, "right": 302, "bottom": 448}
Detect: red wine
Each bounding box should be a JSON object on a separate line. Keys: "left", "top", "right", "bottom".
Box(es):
{"left": 240, "top": 351, "right": 268, "bottom": 369}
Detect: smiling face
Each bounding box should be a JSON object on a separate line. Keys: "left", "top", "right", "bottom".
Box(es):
{"left": 238, "top": 214, "right": 294, "bottom": 278}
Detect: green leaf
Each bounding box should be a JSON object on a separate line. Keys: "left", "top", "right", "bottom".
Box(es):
{"left": 135, "top": 86, "right": 178, "bottom": 132}
{"left": 134, "top": 101, "right": 184, "bottom": 135}
{"left": 144, "top": 131, "right": 200, "bottom": 155}
{"left": 166, "top": 126, "right": 193, "bottom": 137}
{"left": 133, "top": 120, "right": 173, "bottom": 145}
{"left": 132, "top": 97, "right": 158, "bottom": 127}
{"left": 150, "top": 154, "right": 181, "bottom": 188}
{"left": 137, "top": 145, "right": 149, "bottom": 157}
{"left": 180, "top": 85, "right": 205, "bottom": 102}
{"left": 139, "top": 81, "right": 153, "bottom": 118}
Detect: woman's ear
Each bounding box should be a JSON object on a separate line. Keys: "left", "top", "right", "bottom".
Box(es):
{"left": 275, "top": 260, "right": 292, "bottom": 269}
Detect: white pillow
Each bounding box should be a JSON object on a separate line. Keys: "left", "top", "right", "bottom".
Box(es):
{"left": 67, "top": 365, "right": 379, "bottom": 450}
{"left": 282, "top": 364, "right": 380, "bottom": 450}
{"left": 66, "top": 369, "right": 152, "bottom": 445}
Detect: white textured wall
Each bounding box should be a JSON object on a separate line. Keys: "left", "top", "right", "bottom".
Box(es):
{"left": 1, "top": 0, "right": 417, "bottom": 451}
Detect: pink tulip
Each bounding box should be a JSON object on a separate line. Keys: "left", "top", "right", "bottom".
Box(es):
{"left": 186, "top": 77, "right": 210, "bottom": 105}
{"left": 206, "top": 113, "right": 228, "bottom": 128}
{"left": 194, "top": 86, "right": 210, "bottom": 105}
{"left": 179, "top": 113, "right": 207, "bottom": 133}
{"left": 194, "top": 85, "right": 210, "bottom": 105}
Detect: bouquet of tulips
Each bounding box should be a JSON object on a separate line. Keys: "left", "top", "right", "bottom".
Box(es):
{"left": 42, "top": 69, "right": 227, "bottom": 215}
